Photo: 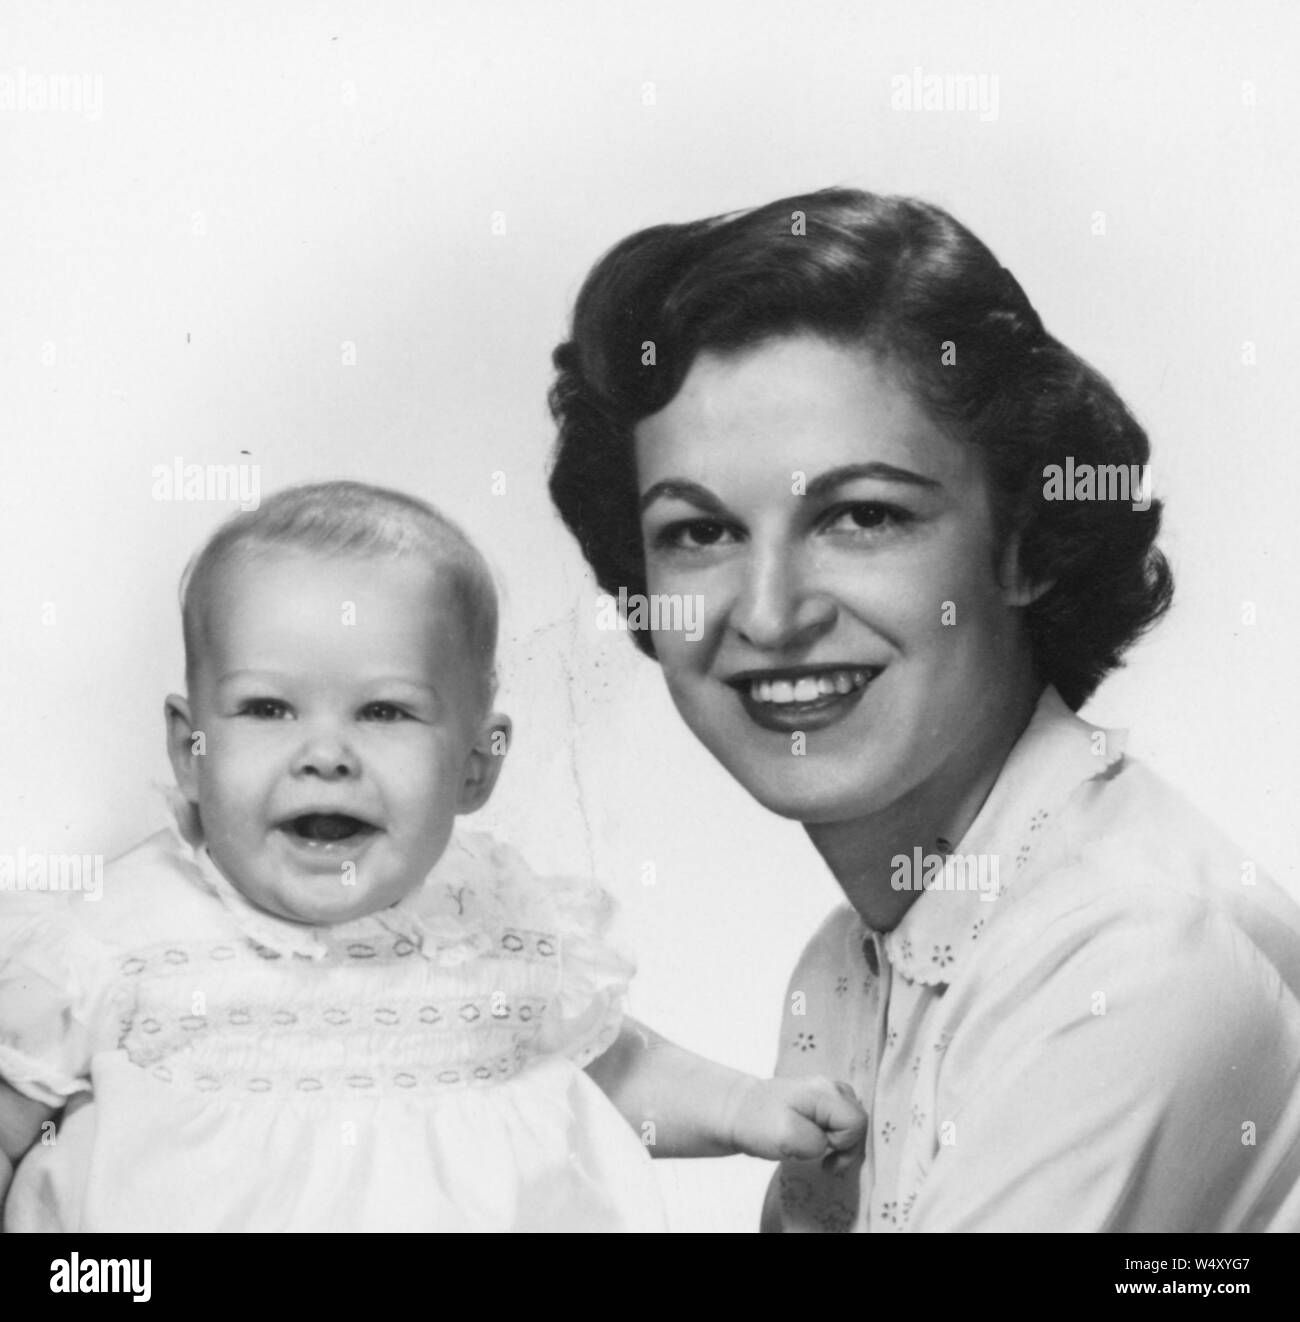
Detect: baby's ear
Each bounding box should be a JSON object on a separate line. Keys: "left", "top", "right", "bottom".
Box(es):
{"left": 164, "top": 695, "right": 202, "bottom": 803}
{"left": 457, "top": 712, "right": 512, "bottom": 815}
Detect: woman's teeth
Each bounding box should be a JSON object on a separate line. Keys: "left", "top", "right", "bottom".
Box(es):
{"left": 747, "top": 670, "right": 874, "bottom": 704}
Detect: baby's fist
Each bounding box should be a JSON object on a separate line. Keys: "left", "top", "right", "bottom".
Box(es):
{"left": 727, "top": 1075, "right": 867, "bottom": 1172}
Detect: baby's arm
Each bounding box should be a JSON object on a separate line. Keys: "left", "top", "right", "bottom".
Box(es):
{"left": 586, "top": 1019, "right": 866, "bottom": 1166}
{"left": 0, "top": 1080, "right": 55, "bottom": 1209}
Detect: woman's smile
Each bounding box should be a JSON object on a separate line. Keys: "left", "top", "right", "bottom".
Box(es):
{"left": 728, "top": 664, "right": 881, "bottom": 733}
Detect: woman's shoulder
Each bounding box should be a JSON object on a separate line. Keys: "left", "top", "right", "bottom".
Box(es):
{"left": 1047, "top": 754, "right": 1299, "bottom": 944}
{"left": 976, "top": 753, "right": 1300, "bottom": 1015}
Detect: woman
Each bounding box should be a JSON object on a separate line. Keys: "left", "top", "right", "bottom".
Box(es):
{"left": 547, "top": 189, "right": 1300, "bottom": 1232}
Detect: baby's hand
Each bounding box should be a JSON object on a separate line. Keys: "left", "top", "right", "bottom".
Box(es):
{"left": 725, "top": 1075, "right": 867, "bottom": 1172}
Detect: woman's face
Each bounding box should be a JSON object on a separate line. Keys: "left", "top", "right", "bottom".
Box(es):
{"left": 634, "top": 334, "right": 1039, "bottom": 825}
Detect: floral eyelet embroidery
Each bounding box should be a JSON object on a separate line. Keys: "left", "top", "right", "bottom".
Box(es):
{"left": 932, "top": 944, "right": 954, "bottom": 968}
{"left": 793, "top": 1031, "right": 816, "bottom": 1053}
{"left": 880, "top": 1119, "right": 896, "bottom": 1143}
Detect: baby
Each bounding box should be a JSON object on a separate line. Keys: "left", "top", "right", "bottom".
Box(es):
{"left": 0, "top": 480, "right": 865, "bottom": 1231}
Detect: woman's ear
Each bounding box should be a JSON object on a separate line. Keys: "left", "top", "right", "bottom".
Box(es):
{"left": 997, "top": 533, "right": 1055, "bottom": 608}
{"left": 165, "top": 695, "right": 202, "bottom": 803}
{"left": 456, "top": 712, "right": 512, "bottom": 815}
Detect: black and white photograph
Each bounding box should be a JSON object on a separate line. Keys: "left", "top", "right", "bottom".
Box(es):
{"left": 1, "top": 0, "right": 1297, "bottom": 1272}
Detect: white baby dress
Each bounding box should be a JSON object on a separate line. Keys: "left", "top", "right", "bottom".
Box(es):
{"left": 0, "top": 814, "right": 665, "bottom": 1232}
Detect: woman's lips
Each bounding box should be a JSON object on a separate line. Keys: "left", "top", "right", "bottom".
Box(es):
{"left": 730, "top": 666, "right": 879, "bottom": 733}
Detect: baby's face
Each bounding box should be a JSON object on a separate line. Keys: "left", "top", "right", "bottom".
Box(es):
{"left": 170, "top": 550, "right": 501, "bottom": 924}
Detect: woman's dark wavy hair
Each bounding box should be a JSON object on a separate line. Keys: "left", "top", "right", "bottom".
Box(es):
{"left": 548, "top": 188, "right": 1172, "bottom": 710}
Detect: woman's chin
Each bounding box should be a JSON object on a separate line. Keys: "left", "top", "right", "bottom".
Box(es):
{"left": 727, "top": 760, "right": 892, "bottom": 826}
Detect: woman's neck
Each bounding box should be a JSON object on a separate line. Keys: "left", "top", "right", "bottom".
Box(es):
{"left": 805, "top": 680, "right": 1042, "bottom": 932}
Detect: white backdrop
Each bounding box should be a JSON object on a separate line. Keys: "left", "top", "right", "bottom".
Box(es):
{"left": 2, "top": 0, "right": 1297, "bottom": 1230}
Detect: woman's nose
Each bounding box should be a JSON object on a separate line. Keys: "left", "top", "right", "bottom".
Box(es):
{"left": 291, "top": 723, "right": 358, "bottom": 780}
{"left": 729, "top": 546, "right": 837, "bottom": 651}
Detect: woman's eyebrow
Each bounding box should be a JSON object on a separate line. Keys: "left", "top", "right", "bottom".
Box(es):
{"left": 638, "top": 480, "right": 727, "bottom": 516}
{"left": 639, "top": 464, "right": 942, "bottom": 515}
{"left": 804, "top": 462, "right": 943, "bottom": 498}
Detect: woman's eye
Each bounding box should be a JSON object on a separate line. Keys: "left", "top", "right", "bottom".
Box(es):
{"left": 650, "top": 518, "right": 737, "bottom": 552}
{"left": 361, "top": 702, "right": 408, "bottom": 723}
{"left": 240, "top": 698, "right": 290, "bottom": 720}
{"left": 822, "top": 502, "right": 913, "bottom": 537}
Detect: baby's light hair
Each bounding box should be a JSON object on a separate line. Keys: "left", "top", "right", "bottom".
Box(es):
{"left": 179, "top": 480, "right": 499, "bottom": 711}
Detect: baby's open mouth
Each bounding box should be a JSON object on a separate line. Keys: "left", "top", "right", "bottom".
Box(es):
{"left": 282, "top": 813, "right": 378, "bottom": 845}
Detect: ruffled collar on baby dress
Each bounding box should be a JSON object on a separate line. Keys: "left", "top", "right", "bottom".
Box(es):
{"left": 160, "top": 787, "right": 512, "bottom": 965}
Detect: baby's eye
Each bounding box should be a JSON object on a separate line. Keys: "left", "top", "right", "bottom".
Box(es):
{"left": 650, "top": 518, "right": 739, "bottom": 553}
{"left": 239, "top": 698, "right": 291, "bottom": 720}
{"left": 360, "top": 702, "right": 410, "bottom": 723}
{"left": 820, "top": 502, "right": 914, "bottom": 538}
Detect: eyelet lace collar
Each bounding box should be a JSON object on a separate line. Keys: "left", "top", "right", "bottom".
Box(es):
{"left": 880, "top": 687, "right": 1127, "bottom": 988}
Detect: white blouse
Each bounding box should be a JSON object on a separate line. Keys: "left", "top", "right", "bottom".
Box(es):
{"left": 769, "top": 688, "right": 1300, "bottom": 1232}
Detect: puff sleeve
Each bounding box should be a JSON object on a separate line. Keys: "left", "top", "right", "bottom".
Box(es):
{"left": 0, "top": 900, "right": 107, "bottom": 1107}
